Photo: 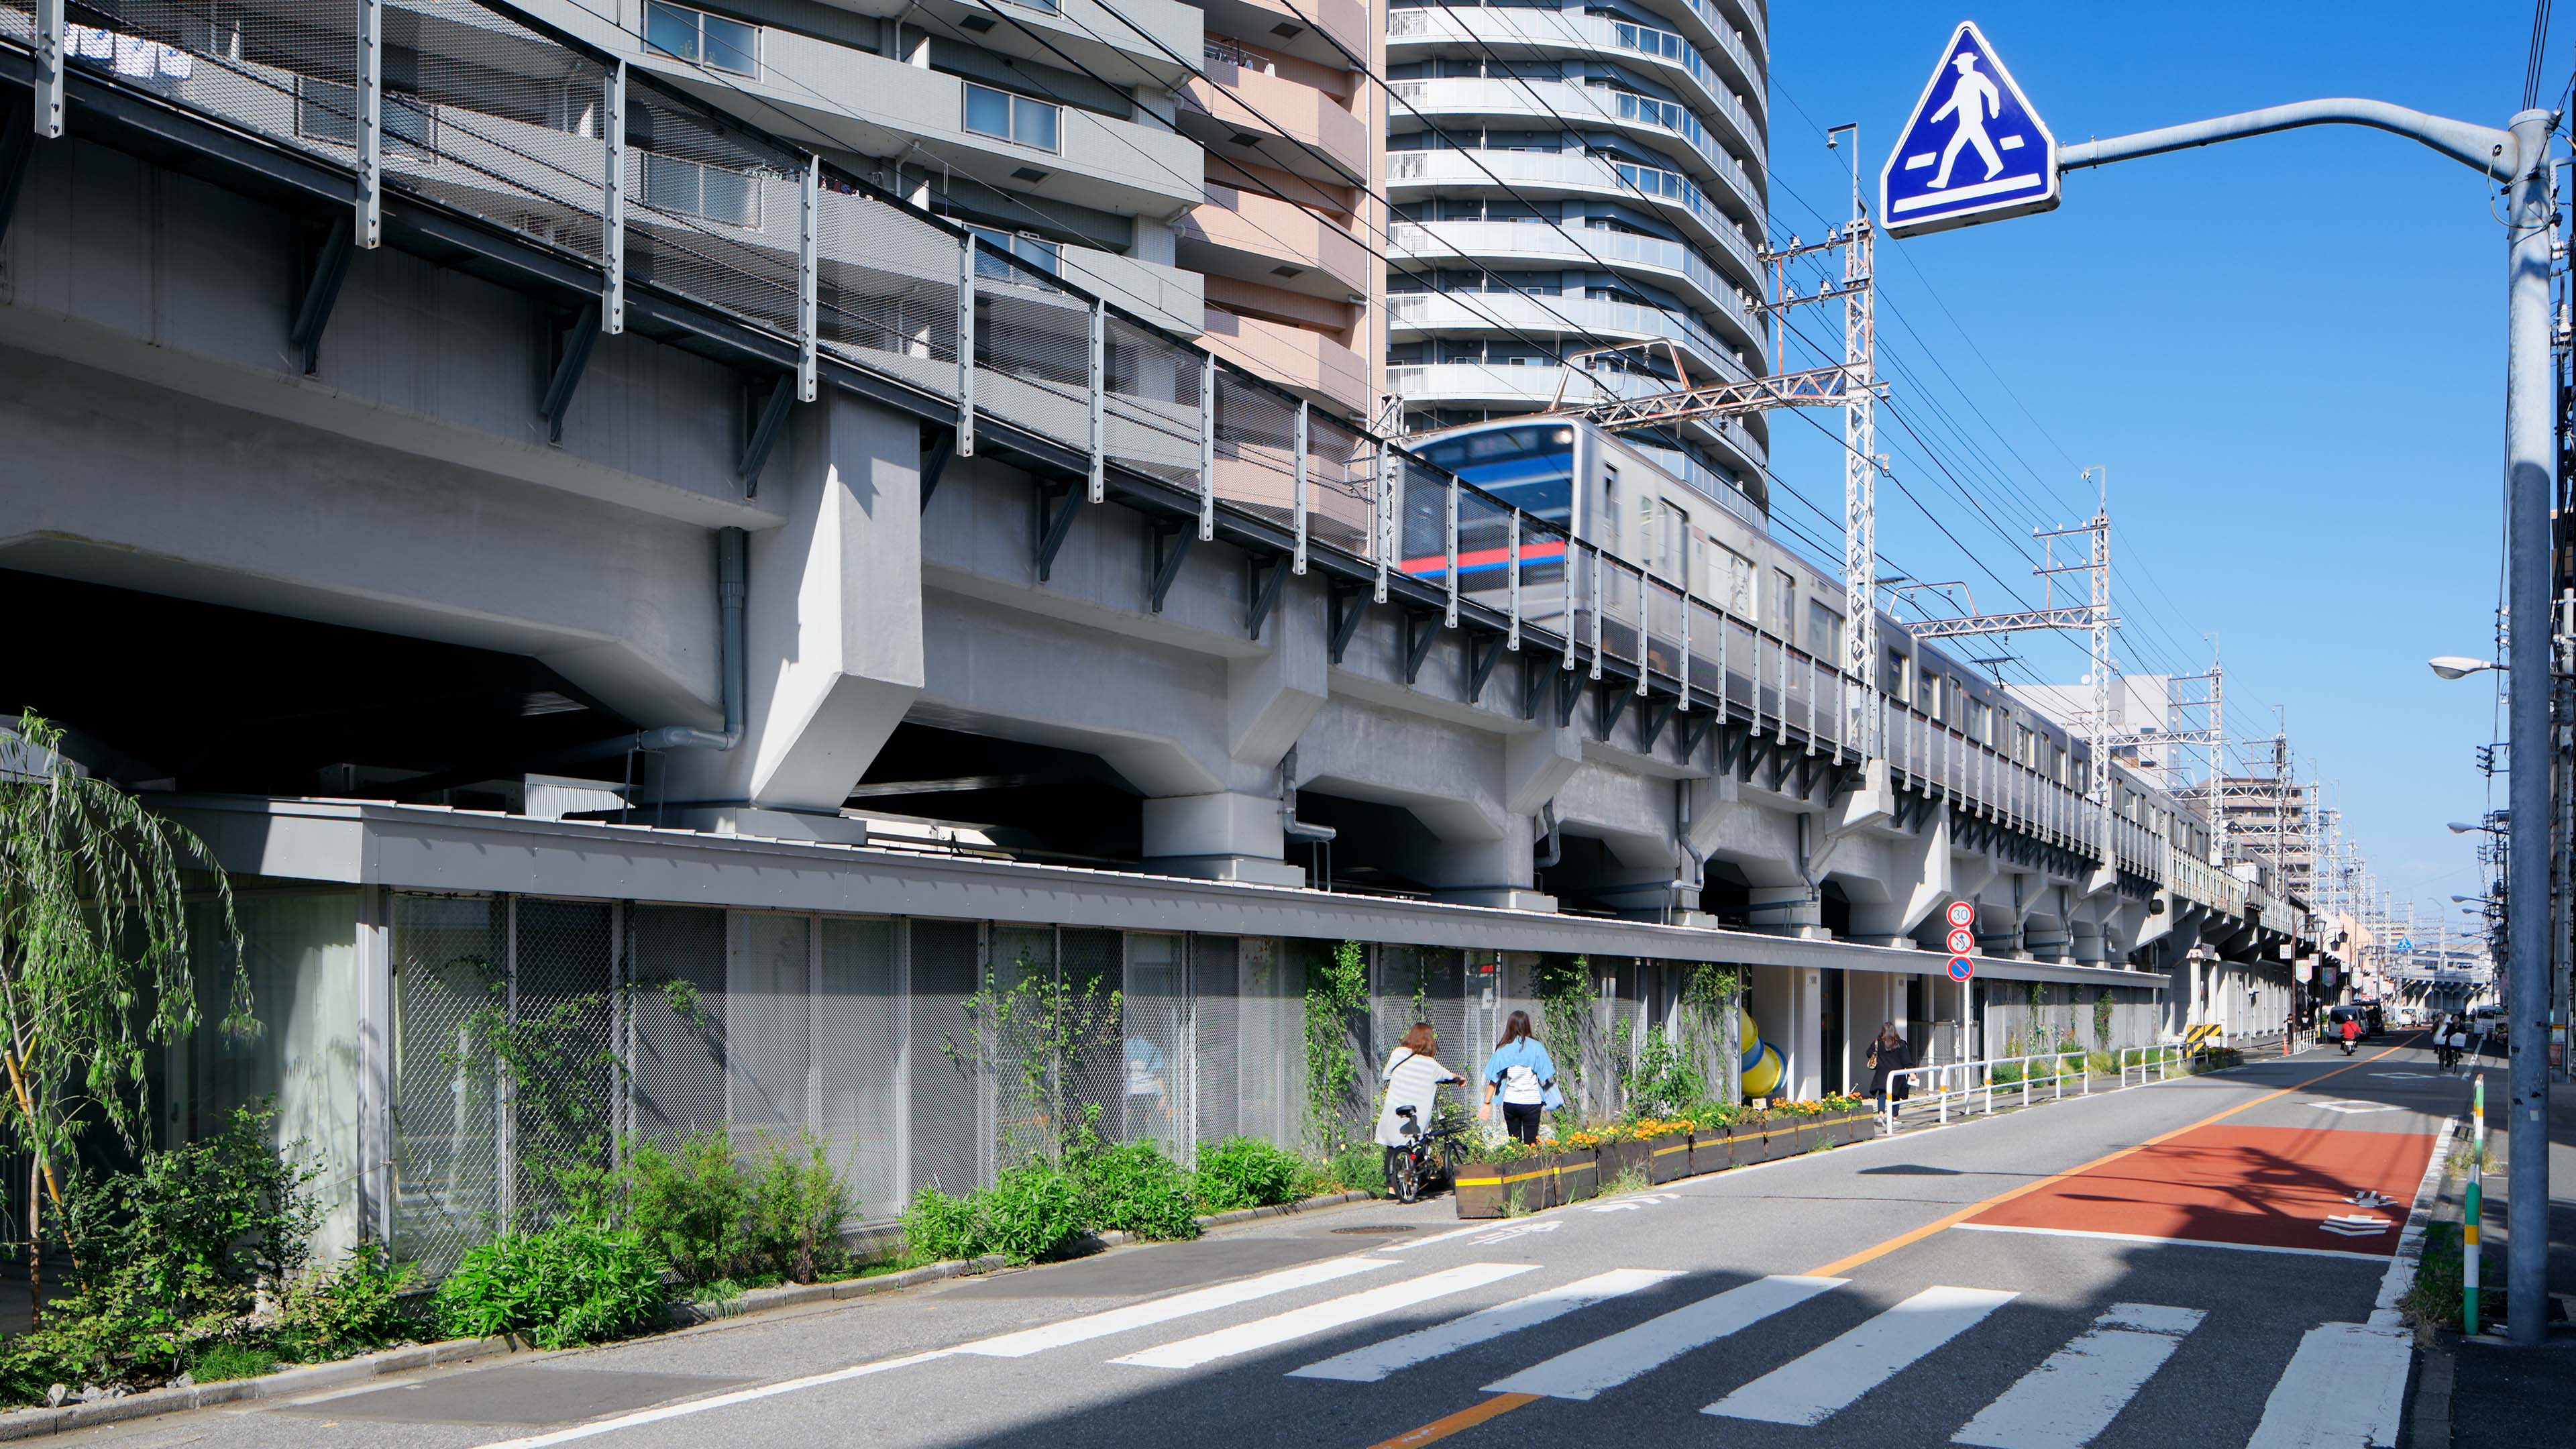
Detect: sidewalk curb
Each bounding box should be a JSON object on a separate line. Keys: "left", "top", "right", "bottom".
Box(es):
{"left": 0, "top": 1187, "right": 1385, "bottom": 1440}
{"left": 0, "top": 1335, "right": 515, "bottom": 1442}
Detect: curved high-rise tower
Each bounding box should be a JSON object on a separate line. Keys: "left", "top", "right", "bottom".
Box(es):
{"left": 1383, "top": 0, "right": 1769, "bottom": 518}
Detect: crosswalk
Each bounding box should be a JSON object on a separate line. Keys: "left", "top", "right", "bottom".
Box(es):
{"left": 952, "top": 1253, "right": 2387, "bottom": 1448}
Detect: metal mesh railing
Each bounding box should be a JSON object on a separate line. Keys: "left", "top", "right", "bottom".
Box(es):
{"left": 390, "top": 894, "right": 505, "bottom": 1279}
{"left": 392, "top": 0, "right": 609, "bottom": 262}
{"left": 1305, "top": 413, "right": 1373, "bottom": 558}
{"left": 1104, "top": 313, "right": 1201, "bottom": 492}
{"left": 625, "top": 89, "right": 800, "bottom": 335}
{"left": 1212, "top": 368, "right": 1297, "bottom": 529}
{"left": 817, "top": 189, "right": 961, "bottom": 400}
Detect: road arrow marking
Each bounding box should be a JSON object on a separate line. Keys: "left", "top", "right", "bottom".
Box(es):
{"left": 2319, "top": 1214, "right": 2393, "bottom": 1237}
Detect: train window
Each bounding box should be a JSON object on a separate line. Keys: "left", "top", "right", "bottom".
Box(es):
{"left": 1716, "top": 546, "right": 1753, "bottom": 616}
{"left": 1407, "top": 424, "right": 1576, "bottom": 525}
{"left": 1884, "top": 647, "right": 1909, "bottom": 702}
{"left": 1603, "top": 466, "right": 1619, "bottom": 551}
{"left": 1805, "top": 599, "right": 1840, "bottom": 661}
{"left": 1772, "top": 570, "right": 1795, "bottom": 637}
{"left": 1652, "top": 500, "right": 1686, "bottom": 586}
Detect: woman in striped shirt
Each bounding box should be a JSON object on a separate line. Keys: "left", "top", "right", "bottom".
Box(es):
{"left": 1373, "top": 1022, "right": 1462, "bottom": 1189}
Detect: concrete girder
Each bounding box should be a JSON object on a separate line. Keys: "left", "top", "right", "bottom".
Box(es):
{"left": 1846, "top": 809, "right": 1951, "bottom": 946}
{"left": 662, "top": 391, "right": 924, "bottom": 811}
{"left": 0, "top": 341, "right": 724, "bottom": 733}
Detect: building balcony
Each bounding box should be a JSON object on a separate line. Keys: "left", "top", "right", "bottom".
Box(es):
{"left": 1385, "top": 8, "right": 1762, "bottom": 171}
{"left": 1181, "top": 182, "right": 1370, "bottom": 303}
{"left": 1388, "top": 78, "right": 1760, "bottom": 211}
{"left": 1387, "top": 148, "right": 1762, "bottom": 290}
{"left": 1386, "top": 283, "right": 1752, "bottom": 383}
{"left": 1198, "top": 0, "right": 1370, "bottom": 70}
{"left": 1386, "top": 218, "right": 1762, "bottom": 365}
{"left": 547, "top": 16, "right": 1205, "bottom": 220}
{"left": 1179, "top": 59, "right": 1369, "bottom": 189}
{"left": 1387, "top": 362, "right": 1766, "bottom": 478}
{"left": 1203, "top": 309, "right": 1371, "bottom": 415}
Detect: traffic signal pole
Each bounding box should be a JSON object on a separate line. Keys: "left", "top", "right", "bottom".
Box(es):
{"left": 2047, "top": 99, "right": 2553, "bottom": 1348}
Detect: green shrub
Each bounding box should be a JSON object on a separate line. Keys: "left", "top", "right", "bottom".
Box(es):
{"left": 1193, "top": 1136, "right": 1309, "bottom": 1212}
{"left": 1073, "top": 1140, "right": 1201, "bottom": 1241}
{"left": 901, "top": 1183, "right": 985, "bottom": 1264}
{"left": 272, "top": 1244, "right": 419, "bottom": 1362}
{"left": 1324, "top": 1142, "right": 1387, "bottom": 1197}
{"left": 900, "top": 1164, "right": 1085, "bottom": 1265}
{"left": 434, "top": 1224, "right": 669, "bottom": 1349}
{"left": 63, "top": 1105, "right": 321, "bottom": 1325}
{"left": 977, "top": 1163, "right": 1083, "bottom": 1261}
{"left": 744, "top": 1134, "right": 854, "bottom": 1283}
{"left": 186, "top": 1341, "right": 278, "bottom": 1384}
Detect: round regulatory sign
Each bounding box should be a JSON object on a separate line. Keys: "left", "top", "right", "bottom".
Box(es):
{"left": 1945, "top": 927, "right": 1976, "bottom": 956}
{"left": 1947, "top": 955, "right": 1976, "bottom": 983}
{"left": 1945, "top": 900, "right": 1976, "bottom": 930}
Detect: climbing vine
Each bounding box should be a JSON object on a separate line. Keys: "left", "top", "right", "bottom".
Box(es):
{"left": 1678, "top": 961, "right": 1740, "bottom": 1095}
{"left": 1303, "top": 940, "right": 1368, "bottom": 1152}
{"left": 1534, "top": 954, "right": 1592, "bottom": 1120}
{"left": 2092, "top": 990, "right": 2114, "bottom": 1051}
{"left": 943, "top": 949, "right": 1123, "bottom": 1165}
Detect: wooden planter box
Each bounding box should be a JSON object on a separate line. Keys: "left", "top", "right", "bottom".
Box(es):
{"left": 1686, "top": 1127, "right": 1731, "bottom": 1177}
{"left": 1644, "top": 1132, "right": 1694, "bottom": 1184}
{"left": 1549, "top": 1148, "right": 1598, "bottom": 1205}
{"left": 1731, "top": 1118, "right": 1790, "bottom": 1167}
{"left": 1596, "top": 1138, "right": 1650, "bottom": 1189}
{"left": 1452, "top": 1159, "right": 1554, "bottom": 1219}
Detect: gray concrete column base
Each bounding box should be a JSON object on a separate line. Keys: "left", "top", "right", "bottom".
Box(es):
{"left": 1748, "top": 886, "right": 1822, "bottom": 938}
{"left": 1431, "top": 886, "right": 1560, "bottom": 912}
{"left": 1147, "top": 854, "right": 1309, "bottom": 888}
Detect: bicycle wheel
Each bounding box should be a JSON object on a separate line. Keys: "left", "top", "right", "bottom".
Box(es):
{"left": 1393, "top": 1152, "right": 1420, "bottom": 1204}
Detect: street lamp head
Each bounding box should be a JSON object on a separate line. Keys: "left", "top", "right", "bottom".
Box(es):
{"left": 2428, "top": 656, "right": 2498, "bottom": 680}
{"left": 2447, "top": 821, "right": 2479, "bottom": 833}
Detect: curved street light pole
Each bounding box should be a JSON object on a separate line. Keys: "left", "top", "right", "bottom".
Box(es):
{"left": 2047, "top": 99, "right": 2555, "bottom": 1347}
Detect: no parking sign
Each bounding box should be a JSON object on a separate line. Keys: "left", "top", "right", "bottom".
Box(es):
{"left": 1945, "top": 902, "right": 1977, "bottom": 981}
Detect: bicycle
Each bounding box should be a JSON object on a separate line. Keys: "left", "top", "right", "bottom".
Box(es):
{"left": 1389, "top": 1088, "right": 1470, "bottom": 1205}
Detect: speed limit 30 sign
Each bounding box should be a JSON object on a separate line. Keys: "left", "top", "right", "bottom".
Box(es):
{"left": 1945, "top": 900, "right": 1976, "bottom": 930}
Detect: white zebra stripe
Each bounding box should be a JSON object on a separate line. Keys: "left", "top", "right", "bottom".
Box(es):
{"left": 1951, "top": 1303, "right": 2205, "bottom": 1449}
{"left": 1483, "top": 1275, "right": 1845, "bottom": 1401}
{"left": 956, "top": 1258, "right": 1389, "bottom": 1358}
{"left": 1288, "top": 1269, "right": 1680, "bottom": 1383}
{"left": 1113, "top": 1263, "right": 1537, "bottom": 1370}
{"left": 1706, "top": 1285, "right": 2019, "bottom": 1425}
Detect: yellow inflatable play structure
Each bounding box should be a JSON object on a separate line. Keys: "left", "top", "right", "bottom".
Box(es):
{"left": 1739, "top": 1032, "right": 1784, "bottom": 1099}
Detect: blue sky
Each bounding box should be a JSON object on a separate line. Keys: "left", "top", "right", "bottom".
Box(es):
{"left": 1762, "top": 2, "right": 2542, "bottom": 940}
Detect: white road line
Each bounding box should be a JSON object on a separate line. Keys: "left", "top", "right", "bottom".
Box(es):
{"left": 2244, "top": 1322, "right": 2411, "bottom": 1449}
{"left": 1483, "top": 1274, "right": 1844, "bottom": 1401}
{"left": 2370, "top": 1115, "right": 2457, "bottom": 1329}
{"left": 470, "top": 1349, "right": 956, "bottom": 1449}
{"left": 1951, "top": 1222, "right": 2393, "bottom": 1263}
{"left": 1287, "top": 1269, "right": 1678, "bottom": 1383}
{"left": 1111, "top": 1263, "right": 1536, "bottom": 1370}
{"left": 1367, "top": 1222, "right": 1499, "bottom": 1253}
{"left": 1705, "top": 1285, "right": 2018, "bottom": 1426}
{"left": 957, "top": 1258, "right": 1391, "bottom": 1358}
{"left": 1949, "top": 1303, "right": 2204, "bottom": 1449}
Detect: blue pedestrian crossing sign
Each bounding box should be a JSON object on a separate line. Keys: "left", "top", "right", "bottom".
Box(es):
{"left": 1880, "top": 21, "right": 2059, "bottom": 238}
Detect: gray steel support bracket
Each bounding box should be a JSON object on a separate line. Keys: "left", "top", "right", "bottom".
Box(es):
{"left": 1595, "top": 683, "right": 1631, "bottom": 742}
{"left": 539, "top": 301, "right": 601, "bottom": 443}
{"left": 1554, "top": 667, "right": 1582, "bottom": 729}
{"left": 1034, "top": 479, "right": 1081, "bottom": 582}
{"left": 919, "top": 425, "right": 956, "bottom": 505}
{"left": 1148, "top": 517, "right": 1191, "bottom": 613}
{"left": 739, "top": 373, "right": 794, "bottom": 496}
{"left": 1244, "top": 552, "right": 1288, "bottom": 639}
{"left": 1637, "top": 696, "right": 1673, "bottom": 753}
{"left": 1520, "top": 655, "right": 1549, "bottom": 722}
{"left": 289, "top": 217, "right": 356, "bottom": 376}
{"left": 1328, "top": 576, "right": 1367, "bottom": 663}
{"left": 1465, "top": 631, "right": 1503, "bottom": 706}
{"left": 1678, "top": 708, "right": 1717, "bottom": 763}
{"left": 1401, "top": 608, "right": 1439, "bottom": 685}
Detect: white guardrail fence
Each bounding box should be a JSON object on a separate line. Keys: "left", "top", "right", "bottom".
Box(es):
{"left": 1879, "top": 1042, "right": 2212, "bottom": 1134}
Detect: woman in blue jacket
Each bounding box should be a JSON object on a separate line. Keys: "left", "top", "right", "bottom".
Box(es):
{"left": 1478, "top": 1010, "right": 1559, "bottom": 1145}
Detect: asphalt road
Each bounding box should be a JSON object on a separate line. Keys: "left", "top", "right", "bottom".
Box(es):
{"left": 60, "top": 1035, "right": 2471, "bottom": 1449}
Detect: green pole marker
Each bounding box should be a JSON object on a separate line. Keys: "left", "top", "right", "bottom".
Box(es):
{"left": 2465, "top": 1073, "right": 2485, "bottom": 1332}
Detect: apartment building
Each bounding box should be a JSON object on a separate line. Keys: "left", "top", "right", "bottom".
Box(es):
{"left": 1177, "top": 0, "right": 1383, "bottom": 419}
{"left": 1382, "top": 0, "right": 1768, "bottom": 515}
{"left": 521, "top": 0, "right": 1213, "bottom": 335}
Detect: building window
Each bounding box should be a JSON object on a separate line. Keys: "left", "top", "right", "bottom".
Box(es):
{"left": 967, "top": 224, "right": 1061, "bottom": 279}
{"left": 964, "top": 83, "right": 1060, "bottom": 150}
{"left": 645, "top": 1, "right": 757, "bottom": 77}
{"left": 641, "top": 152, "right": 761, "bottom": 227}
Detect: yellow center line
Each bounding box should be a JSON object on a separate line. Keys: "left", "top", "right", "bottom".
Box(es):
{"left": 1360, "top": 1038, "right": 2418, "bottom": 1449}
